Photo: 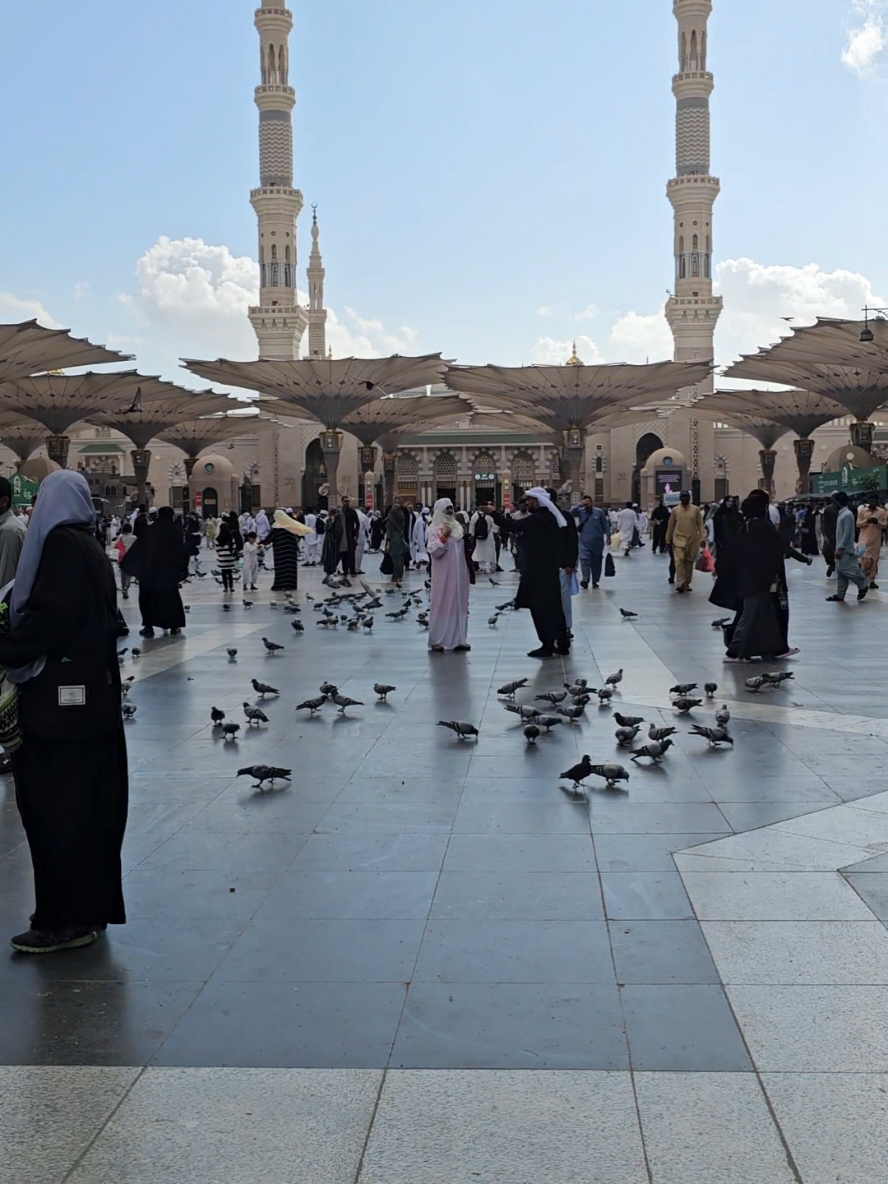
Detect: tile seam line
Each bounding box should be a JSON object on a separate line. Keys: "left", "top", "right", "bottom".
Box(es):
{"left": 61, "top": 1064, "right": 149, "bottom": 1184}
{"left": 352, "top": 1067, "right": 388, "bottom": 1184}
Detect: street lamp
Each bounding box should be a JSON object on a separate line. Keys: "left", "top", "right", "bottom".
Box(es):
{"left": 859, "top": 306, "right": 888, "bottom": 343}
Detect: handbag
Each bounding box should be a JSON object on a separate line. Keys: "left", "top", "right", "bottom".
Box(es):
{"left": 604, "top": 552, "right": 616, "bottom": 578}
{"left": 380, "top": 551, "right": 394, "bottom": 575}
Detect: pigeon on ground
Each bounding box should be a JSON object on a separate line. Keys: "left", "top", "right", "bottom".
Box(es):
{"left": 564, "top": 682, "right": 588, "bottom": 697}
{"left": 614, "top": 712, "right": 645, "bottom": 728}
{"left": 183, "top": 605, "right": 191, "bottom": 612}
{"left": 487, "top": 615, "right": 500, "bottom": 628}
{"left": 296, "top": 696, "right": 326, "bottom": 715}
{"left": 672, "top": 697, "right": 702, "bottom": 714}
{"left": 251, "top": 679, "right": 280, "bottom": 698}
{"left": 589, "top": 762, "right": 631, "bottom": 789}
{"left": 535, "top": 714, "right": 563, "bottom": 731}
{"left": 269, "top": 602, "right": 278, "bottom": 610}
{"left": 763, "top": 671, "right": 795, "bottom": 686}
{"left": 620, "top": 609, "right": 638, "bottom": 620}
{"left": 363, "top": 617, "right": 375, "bottom": 630}
{"left": 704, "top": 682, "right": 718, "bottom": 698}
{"left": 320, "top": 682, "right": 339, "bottom": 699}
{"left": 211, "top": 707, "right": 225, "bottom": 725}
{"left": 715, "top": 704, "right": 731, "bottom": 728}
{"left": 243, "top": 600, "right": 253, "bottom": 609}
{"left": 306, "top": 594, "right": 315, "bottom": 601}
{"left": 437, "top": 720, "right": 479, "bottom": 741}
{"left": 504, "top": 703, "right": 543, "bottom": 721}
{"left": 596, "top": 687, "right": 614, "bottom": 705}
{"left": 536, "top": 691, "right": 568, "bottom": 706}
{"left": 489, "top": 578, "right": 500, "bottom": 586}
{"left": 496, "top": 601, "right": 514, "bottom": 612}
{"left": 670, "top": 682, "right": 698, "bottom": 695}
{"left": 689, "top": 725, "right": 734, "bottom": 748}
{"left": 237, "top": 766, "right": 292, "bottom": 790}
{"left": 648, "top": 723, "right": 678, "bottom": 742}
{"left": 347, "top": 618, "right": 361, "bottom": 632}
{"left": 560, "top": 755, "right": 594, "bottom": 788}
{"left": 631, "top": 738, "right": 674, "bottom": 763}
{"left": 262, "top": 638, "right": 284, "bottom": 655}
{"left": 556, "top": 704, "right": 586, "bottom": 723}
{"left": 572, "top": 693, "right": 592, "bottom": 708}
{"left": 332, "top": 694, "right": 363, "bottom": 714}
{"left": 122, "top": 704, "right": 137, "bottom": 720}
{"left": 117, "top": 649, "right": 128, "bottom": 664}
{"left": 416, "top": 614, "right": 429, "bottom": 628}
{"left": 222, "top": 722, "right": 240, "bottom": 740}
{"left": 386, "top": 607, "right": 409, "bottom": 620}
{"left": 132, "top": 647, "right": 141, "bottom": 658}
{"left": 745, "top": 676, "right": 767, "bottom": 693}
{"left": 711, "top": 617, "right": 731, "bottom": 629}
{"left": 227, "top": 648, "right": 237, "bottom": 660}
{"left": 374, "top": 684, "right": 396, "bottom": 700}
{"left": 292, "top": 620, "right": 305, "bottom": 633}
{"left": 605, "top": 669, "right": 624, "bottom": 687}
{"left": 498, "top": 679, "right": 529, "bottom": 698}
{"left": 243, "top": 703, "right": 269, "bottom": 726}
{"left": 615, "top": 725, "right": 641, "bottom": 747}
{"left": 223, "top": 604, "right": 232, "bottom": 612}
{"left": 524, "top": 724, "right": 540, "bottom": 745}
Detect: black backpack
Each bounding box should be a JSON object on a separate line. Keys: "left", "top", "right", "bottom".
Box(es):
{"left": 474, "top": 514, "right": 489, "bottom": 541}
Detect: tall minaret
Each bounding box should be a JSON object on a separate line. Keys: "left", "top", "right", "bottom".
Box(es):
{"left": 664, "top": 0, "right": 722, "bottom": 369}
{"left": 248, "top": 0, "right": 307, "bottom": 359}
{"left": 305, "top": 204, "right": 328, "bottom": 358}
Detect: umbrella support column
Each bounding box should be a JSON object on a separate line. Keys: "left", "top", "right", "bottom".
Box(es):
{"left": 561, "top": 430, "right": 585, "bottom": 498}
{"left": 383, "top": 452, "right": 397, "bottom": 507}
{"left": 794, "top": 438, "right": 815, "bottom": 495}
{"left": 131, "top": 449, "right": 152, "bottom": 508}
{"left": 320, "top": 430, "right": 343, "bottom": 508}
{"left": 758, "top": 449, "right": 777, "bottom": 495}
{"left": 851, "top": 421, "right": 874, "bottom": 454}
{"left": 46, "top": 434, "right": 70, "bottom": 469}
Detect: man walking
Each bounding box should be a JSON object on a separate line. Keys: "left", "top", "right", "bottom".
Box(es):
{"left": 650, "top": 496, "right": 670, "bottom": 553}
{"left": 335, "top": 496, "right": 360, "bottom": 580}
{"left": 827, "top": 491, "right": 869, "bottom": 603}
{"left": 856, "top": 495, "right": 887, "bottom": 589}
{"left": 665, "top": 491, "right": 705, "bottom": 593}
{"left": 570, "top": 494, "right": 609, "bottom": 588}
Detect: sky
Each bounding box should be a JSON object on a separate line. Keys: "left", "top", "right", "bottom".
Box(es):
{"left": 1, "top": 0, "right": 888, "bottom": 389}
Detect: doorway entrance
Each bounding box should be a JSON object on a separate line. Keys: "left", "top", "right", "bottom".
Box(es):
{"left": 633, "top": 433, "right": 663, "bottom": 505}
{"left": 302, "top": 439, "right": 328, "bottom": 510}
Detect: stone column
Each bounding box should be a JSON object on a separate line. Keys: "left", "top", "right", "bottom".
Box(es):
{"left": 131, "top": 449, "right": 152, "bottom": 508}
{"left": 794, "top": 438, "right": 815, "bottom": 494}
{"left": 320, "top": 430, "right": 343, "bottom": 508}
{"left": 850, "top": 421, "right": 874, "bottom": 454}
{"left": 184, "top": 457, "right": 197, "bottom": 479}
{"left": 758, "top": 449, "right": 777, "bottom": 493}
{"left": 382, "top": 452, "right": 397, "bottom": 508}
{"left": 562, "top": 430, "right": 585, "bottom": 498}
{"left": 46, "top": 434, "right": 70, "bottom": 469}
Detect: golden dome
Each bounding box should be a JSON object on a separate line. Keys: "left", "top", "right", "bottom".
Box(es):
{"left": 565, "top": 342, "right": 583, "bottom": 367}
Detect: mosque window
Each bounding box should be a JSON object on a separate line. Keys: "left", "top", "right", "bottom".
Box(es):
{"left": 285, "top": 245, "right": 290, "bottom": 263}
{"left": 279, "top": 45, "right": 287, "bottom": 84}
{"left": 689, "top": 30, "right": 698, "bottom": 69}
{"left": 271, "top": 244, "right": 278, "bottom": 261}
{"left": 692, "top": 234, "right": 698, "bottom": 250}
{"left": 701, "top": 30, "right": 707, "bottom": 69}
{"left": 680, "top": 31, "right": 687, "bottom": 71}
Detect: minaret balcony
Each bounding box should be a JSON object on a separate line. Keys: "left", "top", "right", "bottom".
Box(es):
{"left": 667, "top": 174, "right": 721, "bottom": 206}
{"left": 254, "top": 8, "right": 293, "bottom": 33}
{"left": 255, "top": 85, "right": 296, "bottom": 112}
{"left": 250, "top": 187, "right": 304, "bottom": 217}
{"left": 672, "top": 71, "right": 714, "bottom": 99}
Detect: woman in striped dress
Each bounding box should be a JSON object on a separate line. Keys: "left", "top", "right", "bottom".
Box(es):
{"left": 215, "top": 516, "right": 239, "bottom": 592}
{"left": 270, "top": 509, "right": 313, "bottom": 592}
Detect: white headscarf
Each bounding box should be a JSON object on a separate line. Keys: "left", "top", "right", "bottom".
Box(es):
{"left": 525, "top": 486, "right": 567, "bottom": 528}
{"left": 430, "top": 497, "right": 463, "bottom": 540}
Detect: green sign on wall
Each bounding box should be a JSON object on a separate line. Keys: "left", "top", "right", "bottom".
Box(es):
{"left": 10, "top": 474, "right": 38, "bottom": 508}
{"left": 811, "top": 464, "right": 888, "bottom": 496}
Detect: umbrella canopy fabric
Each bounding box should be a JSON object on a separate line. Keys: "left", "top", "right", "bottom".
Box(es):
{"left": 442, "top": 361, "right": 713, "bottom": 432}
{"left": 0, "top": 320, "right": 130, "bottom": 381}
{"left": 181, "top": 355, "right": 447, "bottom": 430}
{"left": 0, "top": 416, "right": 49, "bottom": 463}
{"left": 707, "top": 389, "right": 846, "bottom": 440}
{"left": 157, "top": 413, "right": 261, "bottom": 458}
{"left": 0, "top": 372, "right": 184, "bottom": 436}
{"left": 88, "top": 394, "right": 235, "bottom": 450}
{"left": 340, "top": 395, "right": 472, "bottom": 446}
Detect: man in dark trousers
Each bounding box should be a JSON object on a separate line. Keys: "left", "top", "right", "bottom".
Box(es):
{"left": 650, "top": 496, "right": 671, "bottom": 554}
{"left": 334, "top": 496, "right": 360, "bottom": 580}
{"left": 820, "top": 497, "right": 839, "bottom": 578}
{"left": 570, "top": 494, "right": 609, "bottom": 588}
{"left": 496, "top": 488, "right": 570, "bottom": 658}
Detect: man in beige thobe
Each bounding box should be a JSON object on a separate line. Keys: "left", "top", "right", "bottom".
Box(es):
{"left": 857, "top": 498, "right": 887, "bottom": 589}
{"left": 665, "top": 491, "right": 705, "bottom": 593}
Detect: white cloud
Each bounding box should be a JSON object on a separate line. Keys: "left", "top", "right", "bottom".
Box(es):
{"left": 574, "top": 304, "right": 600, "bottom": 321}
{"left": 73, "top": 282, "right": 90, "bottom": 302}
{"left": 0, "top": 290, "right": 62, "bottom": 328}
{"left": 608, "top": 311, "right": 674, "bottom": 362}
{"left": 536, "top": 306, "right": 555, "bottom": 319}
{"left": 842, "top": 0, "right": 887, "bottom": 75}
{"left": 531, "top": 335, "right": 603, "bottom": 365}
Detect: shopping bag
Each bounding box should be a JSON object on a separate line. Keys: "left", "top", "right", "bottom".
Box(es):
{"left": 604, "top": 552, "right": 616, "bottom": 578}
{"left": 380, "top": 552, "right": 394, "bottom": 575}
{"left": 610, "top": 532, "right": 621, "bottom": 549}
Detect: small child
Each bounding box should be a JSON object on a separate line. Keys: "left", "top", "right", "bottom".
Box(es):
{"left": 242, "top": 531, "right": 260, "bottom": 591}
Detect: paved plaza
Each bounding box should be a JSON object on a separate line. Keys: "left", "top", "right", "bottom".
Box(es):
{"left": 3, "top": 548, "right": 888, "bottom": 1181}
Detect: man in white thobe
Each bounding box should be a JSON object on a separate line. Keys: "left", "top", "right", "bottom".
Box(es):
{"left": 617, "top": 503, "right": 638, "bottom": 557}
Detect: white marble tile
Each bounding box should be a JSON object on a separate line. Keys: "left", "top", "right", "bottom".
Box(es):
{"left": 702, "top": 920, "right": 888, "bottom": 984}
{"left": 675, "top": 830, "right": 872, "bottom": 872}
{"left": 773, "top": 804, "right": 888, "bottom": 850}
{"left": 681, "top": 870, "right": 875, "bottom": 920}
{"left": 727, "top": 984, "right": 888, "bottom": 1072}
{"left": 763, "top": 1073, "right": 888, "bottom": 1184}
{"left": 357, "top": 1070, "right": 647, "bottom": 1184}
{"left": 634, "top": 1072, "right": 796, "bottom": 1184}
{"left": 0, "top": 1066, "right": 140, "bottom": 1184}
{"left": 68, "top": 1068, "right": 382, "bottom": 1184}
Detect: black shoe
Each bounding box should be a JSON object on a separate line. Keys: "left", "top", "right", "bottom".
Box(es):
{"left": 139, "top": 627, "right": 155, "bottom": 638}
{"left": 668, "top": 578, "right": 675, "bottom": 585}
{"left": 170, "top": 628, "right": 182, "bottom": 636}
{"left": 826, "top": 594, "right": 845, "bottom": 602}
{"left": 580, "top": 580, "right": 589, "bottom": 589}
{"left": 858, "top": 586, "right": 869, "bottom": 601}
{"left": 527, "top": 647, "right": 555, "bottom": 658}
{"left": 870, "top": 582, "right": 879, "bottom": 590}
{"left": 10, "top": 925, "right": 98, "bottom": 954}
{"left": 592, "top": 583, "right": 600, "bottom": 589}
{"left": 826, "top": 565, "right": 835, "bottom": 577}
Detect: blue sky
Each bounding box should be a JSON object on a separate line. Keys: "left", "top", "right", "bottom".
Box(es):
{"left": 1, "top": 0, "right": 887, "bottom": 384}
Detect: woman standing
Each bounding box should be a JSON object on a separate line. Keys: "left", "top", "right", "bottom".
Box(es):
{"left": 711, "top": 496, "right": 742, "bottom": 559}
{"left": 121, "top": 506, "right": 188, "bottom": 638}
{"left": 427, "top": 499, "right": 471, "bottom": 652}
{"left": 270, "top": 509, "right": 312, "bottom": 592}
{"left": 215, "top": 516, "right": 238, "bottom": 593}
{"left": 0, "top": 471, "right": 127, "bottom": 953}
{"left": 385, "top": 504, "right": 410, "bottom": 583}
{"left": 799, "top": 505, "right": 819, "bottom": 557}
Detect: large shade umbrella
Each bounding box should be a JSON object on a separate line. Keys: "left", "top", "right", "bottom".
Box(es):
{"left": 443, "top": 361, "right": 712, "bottom": 491}
{"left": 0, "top": 414, "right": 48, "bottom": 468}
{"left": 181, "top": 355, "right": 447, "bottom": 505}
{"left": 88, "top": 394, "right": 235, "bottom": 507}
{"left": 724, "top": 319, "right": 888, "bottom": 454}
{"left": 0, "top": 320, "right": 130, "bottom": 380}
{"left": 157, "top": 413, "right": 262, "bottom": 479}
{"left": 692, "top": 396, "right": 790, "bottom": 491}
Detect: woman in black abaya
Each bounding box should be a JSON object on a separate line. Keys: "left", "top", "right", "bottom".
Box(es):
{"left": 498, "top": 488, "right": 570, "bottom": 658}
{"left": 121, "top": 506, "right": 188, "bottom": 637}
{"left": 0, "top": 470, "right": 127, "bottom": 953}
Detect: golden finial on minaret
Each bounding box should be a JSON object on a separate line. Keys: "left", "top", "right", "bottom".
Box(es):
{"left": 565, "top": 342, "right": 583, "bottom": 366}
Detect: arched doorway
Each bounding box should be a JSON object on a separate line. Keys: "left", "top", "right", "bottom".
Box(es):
{"left": 396, "top": 452, "right": 419, "bottom": 503}
{"left": 434, "top": 451, "right": 458, "bottom": 505}
{"left": 511, "top": 451, "right": 536, "bottom": 504}
{"left": 201, "top": 487, "right": 218, "bottom": 520}
{"left": 633, "top": 433, "right": 663, "bottom": 505}
{"left": 302, "top": 439, "right": 328, "bottom": 510}
{"left": 472, "top": 452, "right": 498, "bottom": 506}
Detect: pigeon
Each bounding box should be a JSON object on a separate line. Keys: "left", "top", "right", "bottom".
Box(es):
{"left": 614, "top": 712, "right": 645, "bottom": 728}
{"left": 437, "top": 720, "right": 479, "bottom": 741}
{"left": 556, "top": 704, "right": 586, "bottom": 723}
{"left": 332, "top": 694, "right": 363, "bottom": 714}
{"left": 183, "top": 605, "right": 191, "bottom": 612}
{"left": 498, "top": 679, "right": 529, "bottom": 698}
{"left": 243, "top": 600, "right": 253, "bottom": 609}
{"left": 763, "top": 671, "right": 795, "bottom": 686}
{"left": 631, "top": 738, "right": 674, "bottom": 763}
{"left": 416, "top": 614, "right": 429, "bottom": 628}
{"left": 605, "top": 669, "right": 624, "bottom": 687}
{"left": 572, "top": 694, "right": 592, "bottom": 708}
{"left": 223, "top": 604, "right": 231, "bottom": 612}
{"left": 122, "top": 703, "right": 137, "bottom": 720}
{"left": 320, "top": 682, "right": 339, "bottom": 699}
{"left": 564, "top": 682, "right": 588, "bottom": 697}
{"left": 536, "top": 691, "right": 568, "bottom": 706}
{"left": 386, "top": 607, "right": 409, "bottom": 621}
{"left": 648, "top": 723, "right": 678, "bottom": 742}
{"left": 496, "top": 601, "right": 514, "bottom": 612}
{"left": 745, "top": 676, "right": 767, "bottom": 693}
{"left": 211, "top": 707, "right": 226, "bottom": 725}
{"left": 222, "top": 722, "right": 240, "bottom": 740}
{"left": 489, "top": 578, "right": 500, "bottom": 586}
{"left": 243, "top": 703, "right": 268, "bottom": 726}
{"left": 535, "top": 714, "right": 563, "bottom": 731}
{"left": 269, "top": 602, "right": 278, "bottom": 609}
{"left": 487, "top": 615, "right": 500, "bottom": 628}
{"left": 523, "top": 724, "right": 540, "bottom": 745}
{"left": 596, "top": 687, "right": 614, "bottom": 705}
{"left": 227, "top": 648, "right": 237, "bottom": 659}
{"left": 262, "top": 638, "right": 284, "bottom": 655}
{"left": 121, "top": 682, "right": 133, "bottom": 699}
{"left": 374, "top": 684, "right": 396, "bottom": 700}
{"left": 132, "top": 647, "right": 141, "bottom": 658}
{"left": 711, "top": 617, "right": 731, "bottom": 629}
{"left": 251, "top": 679, "right": 280, "bottom": 698}
{"left": 306, "top": 594, "right": 315, "bottom": 601}
{"left": 704, "top": 682, "right": 718, "bottom": 698}
{"left": 291, "top": 620, "right": 305, "bottom": 633}
{"left": 363, "top": 617, "right": 375, "bottom": 630}
{"left": 715, "top": 704, "right": 731, "bottom": 728}
{"left": 620, "top": 608, "right": 638, "bottom": 620}
{"left": 347, "top": 619, "right": 361, "bottom": 631}
{"left": 117, "top": 649, "right": 128, "bottom": 664}
{"left": 296, "top": 696, "right": 326, "bottom": 715}
{"left": 615, "top": 725, "right": 641, "bottom": 747}
{"left": 589, "top": 762, "right": 631, "bottom": 789}
{"left": 504, "top": 703, "right": 543, "bottom": 721}
{"left": 560, "top": 755, "right": 594, "bottom": 788}
{"left": 670, "top": 682, "right": 698, "bottom": 696}
{"left": 237, "top": 765, "right": 292, "bottom": 790}
{"left": 672, "top": 696, "right": 702, "bottom": 714}
{"left": 689, "top": 725, "right": 734, "bottom": 748}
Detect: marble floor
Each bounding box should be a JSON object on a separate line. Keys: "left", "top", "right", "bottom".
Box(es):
{"left": 3, "top": 544, "right": 888, "bottom": 1181}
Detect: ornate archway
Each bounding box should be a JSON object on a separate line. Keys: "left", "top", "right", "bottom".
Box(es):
{"left": 511, "top": 450, "right": 536, "bottom": 504}
{"left": 633, "top": 432, "right": 664, "bottom": 504}
{"left": 472, "top": 451, "right": 498, "bottom": 505}
{"left": 302, "top": 438, "right": 327, "bottom": 510}
{"left": 396, "top": 452, "right": 419, "bottom": 504}
{"left": 434, "top": 451, "right": 458, "bottom": 504}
